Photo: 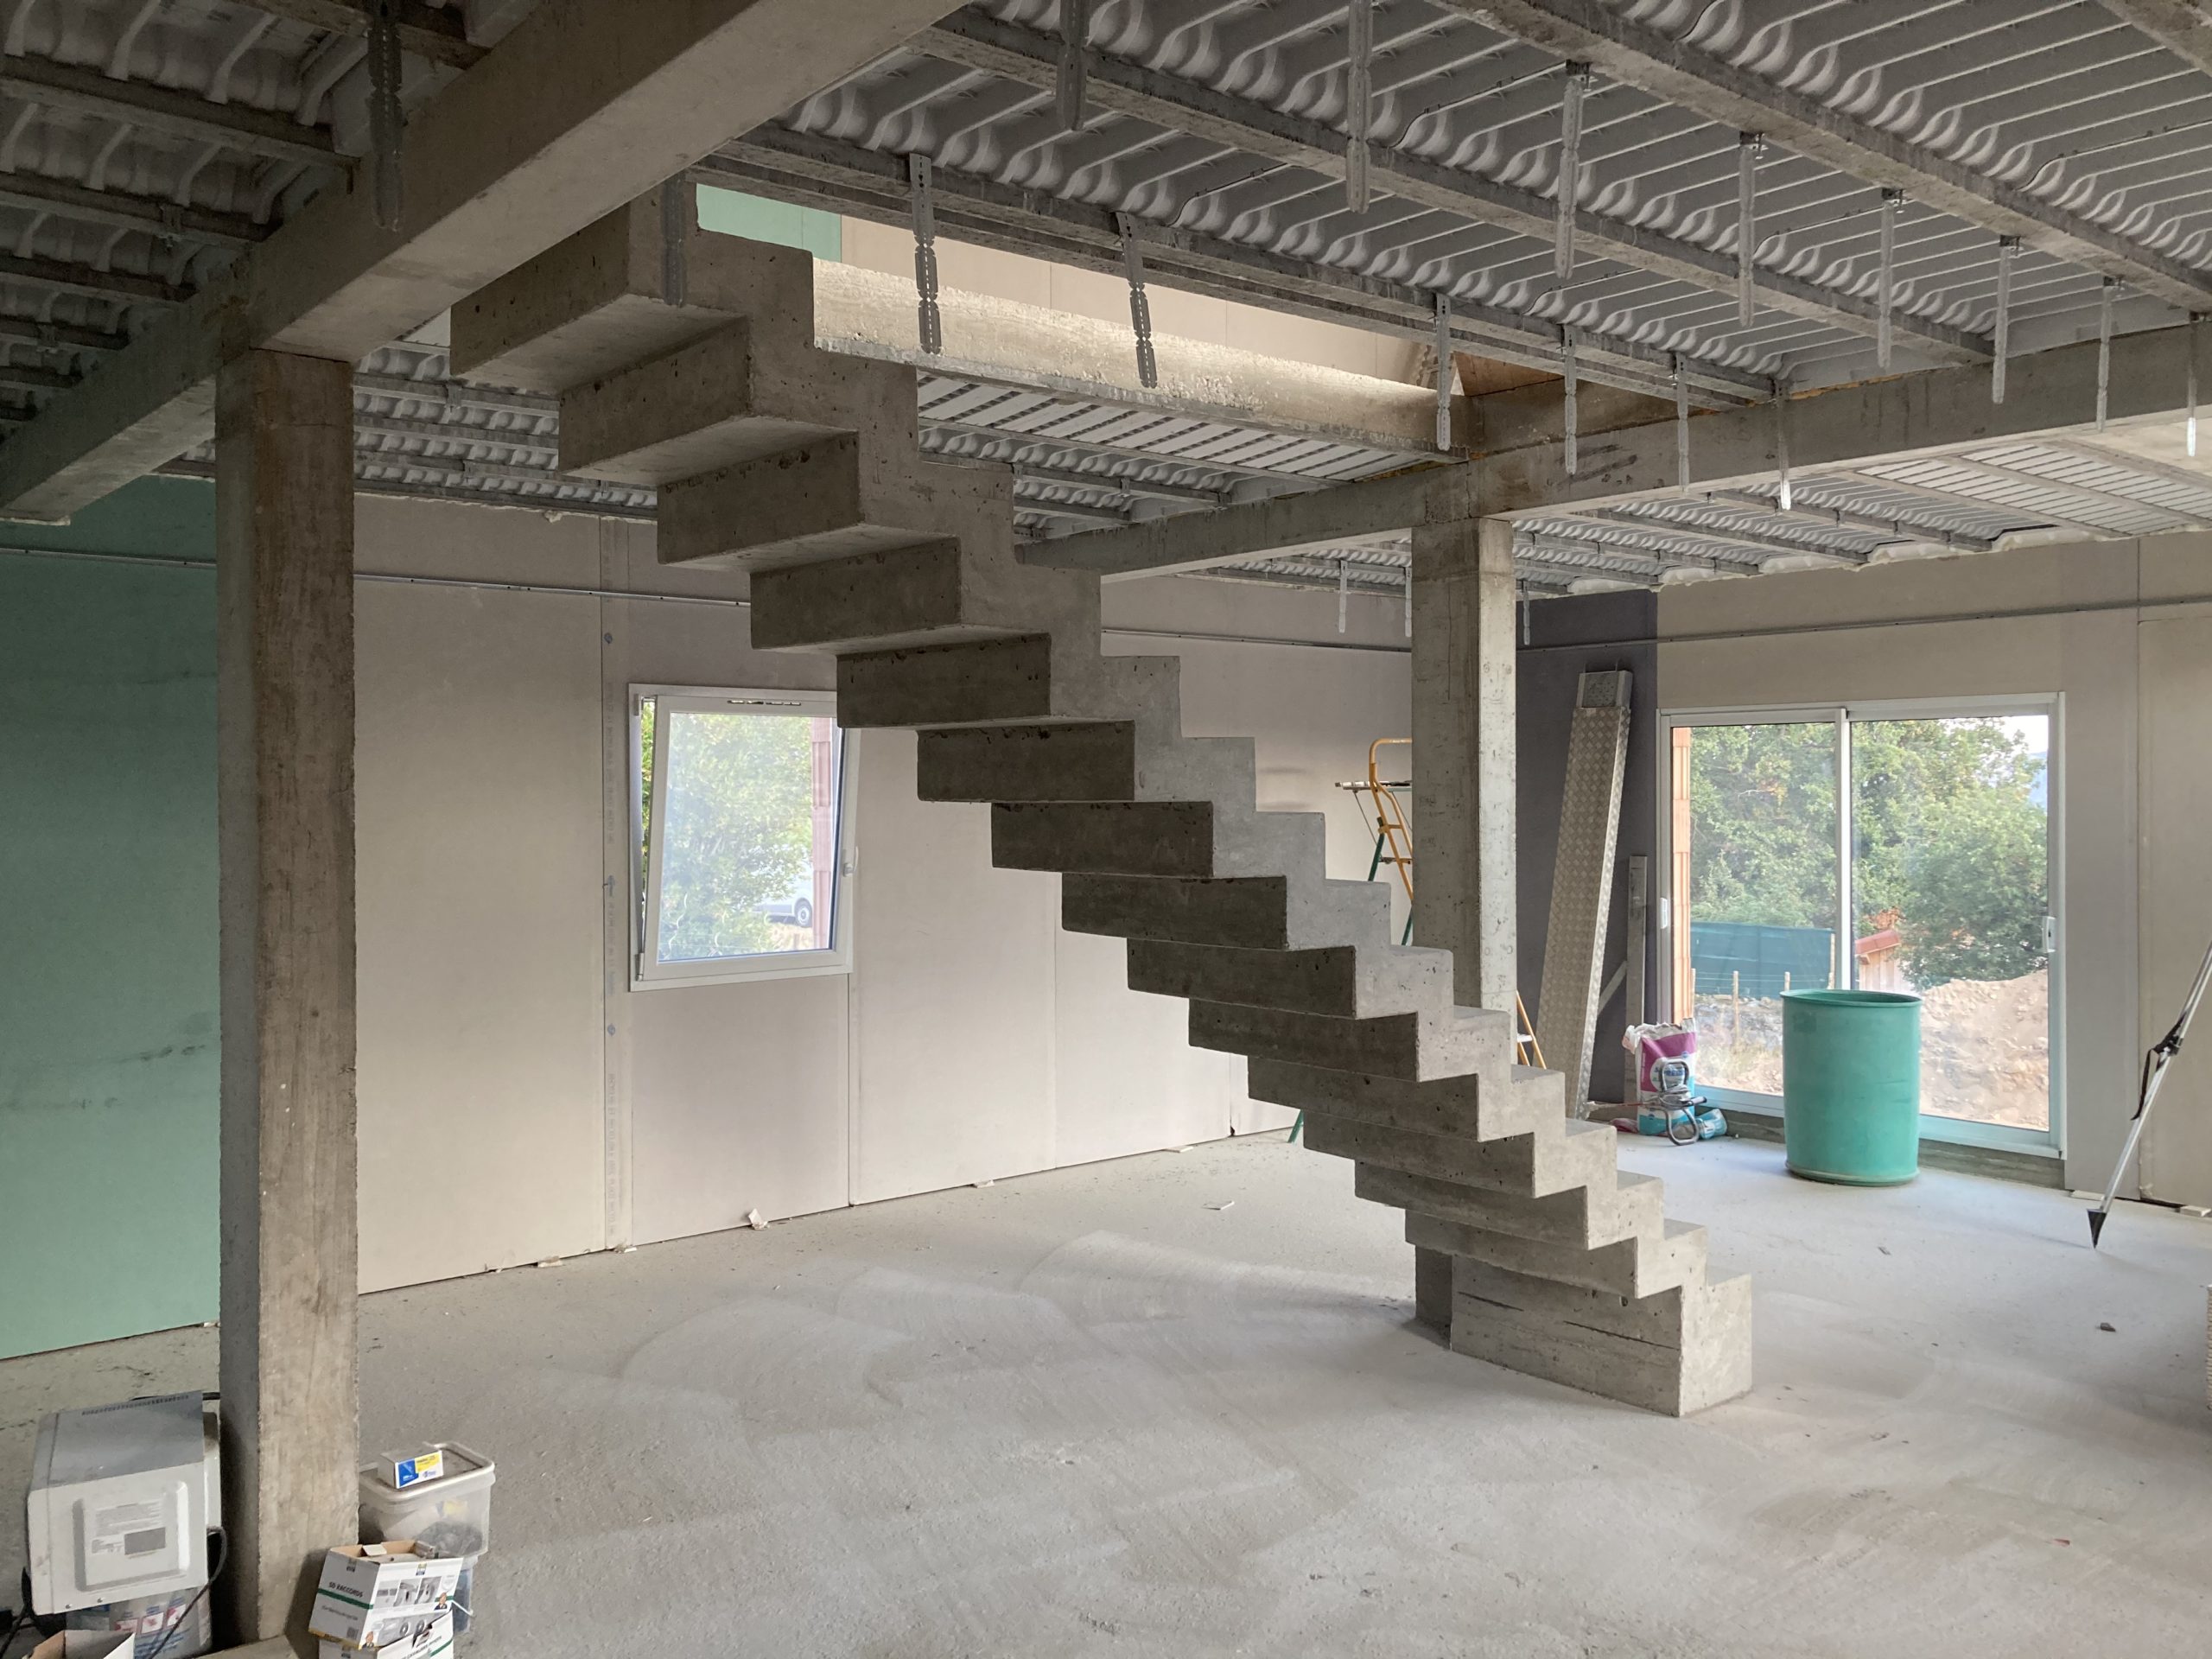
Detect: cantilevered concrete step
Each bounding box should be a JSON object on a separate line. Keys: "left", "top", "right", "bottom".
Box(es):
{"left": 1190, "top": 1001, "right": 1511, "bottom": 1082}
{"left": 1246, "top": 1058, "right": 1563, "bottom": 1144}
{"left": 660, "top": 438, "right": 1014, "bottom": 571}
{"left": 1125, "top": 938, "right": 1451, "bottom": 1020}
{"left": 559, "top": 316, "right": 914, "bottom": 486}
{"left": 1447, "top": 1257, "right": 1752, "bottom": 1417}
{"left": 918, "top": 723, "right": 1260, "bottom": 811}
{"left": 749, "top": 541, "right": 1098, "bottom": 654}
{"left": 1302, "top": 1111, "right": 1615, "bottom": 1200}
{"left": 1061, "top": 873, "right": 1394, "bottom": 953}
{"left": 453, "top": 186, "right": 800, "bottom": 394}
{"left": 1354, "top": 1163, "right": 1666, "bottom": 1252}
{"left": 1407, "top": 1211, "right": 1710, "bottom": 1303}
{"left": 838, "top": 639, "right": 1179, "bottom": 732}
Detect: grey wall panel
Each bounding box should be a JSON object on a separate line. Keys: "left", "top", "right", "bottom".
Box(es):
{"left": 354, "top": 541, "right": 608, "bottom": 1291}
{"left": 1519, "top": 593, "right": 1659, "bottom": 1108}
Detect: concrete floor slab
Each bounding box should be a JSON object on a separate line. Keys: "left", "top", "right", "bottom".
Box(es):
{"left": 5, "top": 1137, "right": 2209, "bottom": 1656}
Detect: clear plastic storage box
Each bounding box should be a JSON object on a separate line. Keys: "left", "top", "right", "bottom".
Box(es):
{"left": 358, "top": 1443, "right": 494, "bottom": 1634}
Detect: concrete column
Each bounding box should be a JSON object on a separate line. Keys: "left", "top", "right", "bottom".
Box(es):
{"left": 1409, "top": 514, "right": 1516, "bottom": 1009}
{"left": 1408, "top": 514, "right": 1516, "bottom": 1332}
{"left": 216, "top": 351, "right": 359, "bottom": 1647}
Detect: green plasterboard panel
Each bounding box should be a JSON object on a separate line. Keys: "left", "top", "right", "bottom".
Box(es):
{"left": 0, "top": 477, "right": 220, "bottom": 1357}
{"left": 696, "top": 185, "right": 842, "bottom": 262}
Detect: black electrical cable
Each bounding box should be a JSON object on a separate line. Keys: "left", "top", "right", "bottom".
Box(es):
{"left": 0, "top": 1601, "right": 30, "bottom": 1659}
{"left": 143, "top": 1528, "right": 226, "bottom": 1659}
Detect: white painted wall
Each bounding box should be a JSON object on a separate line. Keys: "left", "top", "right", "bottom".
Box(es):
{"left": 1657, "top": 537, "right": 2212, "bottom": 1202}
{"left": 350, "top": 498, "right": 1412, "bottom": 1290}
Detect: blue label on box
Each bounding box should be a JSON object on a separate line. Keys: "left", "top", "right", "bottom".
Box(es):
{"left": 393, "top": 1450, "right": 443, "bottom": 1489}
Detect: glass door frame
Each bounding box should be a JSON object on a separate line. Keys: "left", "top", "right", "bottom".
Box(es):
{"left": 1655, "top": 693, "right": 2064, "bottom": 1159}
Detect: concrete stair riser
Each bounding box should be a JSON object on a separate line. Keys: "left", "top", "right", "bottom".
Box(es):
{"left": 1448, "top": 1259, "right": 1752, "bottom": 1417}
{"left": 992, "top": 800, "right": 1216, "bottom": 879}
{"left": 748, "top": 540, "right": 1101, "bottom": 654}
{"left": 1405, "top": 1210, "right": 1711, "bottom": 1301}
{"left": 1125, "top": 939, "right": 1452, "bottom": 1020}
{"left": 1189, "top": 1001, "right": 1510, "bottom": 1082}
{"left": 1302, "top": 1111, "right": 1617, "bottom": 1199}
{"left": 1245, "top": 1058, "right": 1560, "bottom": 1142}
{"left": 1354, "top": 1162, "right": 1665, "bottom": 1251}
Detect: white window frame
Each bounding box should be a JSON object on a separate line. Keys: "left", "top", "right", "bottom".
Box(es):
{"left": 630, "top": 684, "right": 855, "bottom": 989}
{"left": 1656, "top": 693, "right": 2063, "bottom": 1159}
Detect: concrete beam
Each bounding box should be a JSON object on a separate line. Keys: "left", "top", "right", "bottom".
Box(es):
{"left": 1476, "top": 321, "right": 2203, "bottom": 516}
{"left": 0, "top": 0, "right": 952, "bottom": 519}
{"left": 1021, "top": 465, "right": 1471, "bottom": 578}
{"left": 216, "top": 352, "right": 359, "bottom": 1645}
{"left": 810, "top": 260, "right": 1444, "bottom": 458}
{"left": 709, "top": 133, "right": 1772, "bottom": 406}
{"left": 1453, "top": 0, "right": 2212, "bottom": 311}
{"left": 2099, "top": 2, "right": 2212, "bottom": 74}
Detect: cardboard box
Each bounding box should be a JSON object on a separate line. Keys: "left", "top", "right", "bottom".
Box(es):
{"left": 307, "top": 1542, "right": 462, "bottom": 1649}
{"left": 317, "top": 1607, "right": 454, "bottom": 1659}
{"left": 31, "top": 1635, "right": 135, "bottom": 1659}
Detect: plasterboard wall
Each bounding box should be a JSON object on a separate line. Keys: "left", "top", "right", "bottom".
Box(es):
{"left": 1657, "top": 537, "right": 2212, "bottom": 1202}
{"left": 348, "top": 501, "right": 1412, "bottom": 1288}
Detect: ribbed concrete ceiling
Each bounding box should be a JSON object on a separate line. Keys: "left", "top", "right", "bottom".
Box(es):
{"left": 4, "top": 2, "right": 2212, "bottom": 601}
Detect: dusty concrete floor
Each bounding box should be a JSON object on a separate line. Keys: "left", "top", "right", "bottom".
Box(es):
{"left": 5, "top": 1135, "right": 2211, "bottom": 1657}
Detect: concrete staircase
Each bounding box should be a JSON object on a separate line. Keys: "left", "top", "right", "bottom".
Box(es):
{"left": 454, "top": 201, "right": 1752, "bottom": 1417}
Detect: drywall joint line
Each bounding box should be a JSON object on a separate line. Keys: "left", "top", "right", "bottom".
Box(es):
{"left": 0, "top": 543, "right": 747, "bottom": 607}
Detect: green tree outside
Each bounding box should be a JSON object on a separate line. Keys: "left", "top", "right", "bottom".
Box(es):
{"left": 1688, "top": 717, "right": 2048, "bottom": 989}
{"left": 641, "top": 700, "right": 814, "bottom": 961}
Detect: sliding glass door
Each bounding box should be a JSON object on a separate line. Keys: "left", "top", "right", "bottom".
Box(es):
{"left": 1662, "top": 699, "right": 2059, "bottom": 1153}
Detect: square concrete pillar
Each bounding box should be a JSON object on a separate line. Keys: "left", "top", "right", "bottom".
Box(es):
{"left": 216, "top": 351, "right": 359, "bottom": 1648}
{"left": 1409, "top": 514, "right": 1516, "bottom": 1317}
{"left": 1408, "top": 514, "right": 1516, "bottom": 1009}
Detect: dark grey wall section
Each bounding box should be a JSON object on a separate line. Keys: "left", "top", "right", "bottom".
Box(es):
{"left": 1517, "top": 590, "right": 1659, "bottom": 1106}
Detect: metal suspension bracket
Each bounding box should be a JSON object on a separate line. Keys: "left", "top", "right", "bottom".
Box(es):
{"left": 2190, "top": 312, "right": 2202, "bottom": 457}
{"left": 1344, "top": 0, "right": 1373, "bottom": 213}
{"left": 1117, "top": 211, "right": 1157, "bottom": 388}
{"left": 1772, "top": 373, "right": 1793, "bottom": 512}
{"left": 1554, "top": 61, "right": 1591, "bottom": 284}
{"left": 366, "top": 0, "right": 404, "bottom": 232}
{"left": 1057, "top": 0, "right": 1090, "bottom": 130}
{"left": 2096, "top": 276, "right": 2119, "bottom": 431}
{"left": 1562, "top": 325, "right": 1580, "bottom": 476}
{"left": 1991, "top": 235, "right": 2018, "bottom": 404}
{"left": 1673, "top": 352, "right": 1690, "bottom": 495}
{"left": 1736, "top": 133, "right": 1763, "bottom": 327}
{"left": 1876, "top": 188, "right": 1904, "bottom": 371}
{"left": 909, "top": 154, "right": 942, "bottom": 356}
{"left": 1433, "top": 291, "right": 1452, "bottom": 452}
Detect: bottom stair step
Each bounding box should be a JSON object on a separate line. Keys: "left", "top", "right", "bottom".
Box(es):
{"left": 1446, "top": 1256, "right": 1753, "bottom": 1417}
{"left": 1406, "top": 1210, "right": 1709, "bottom": 1300}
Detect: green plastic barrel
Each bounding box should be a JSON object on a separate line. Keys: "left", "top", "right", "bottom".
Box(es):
{"left": 1781, "top": 989, "right": 1923, "bottom": 1185}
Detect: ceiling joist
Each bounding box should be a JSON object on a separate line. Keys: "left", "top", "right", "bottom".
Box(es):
{"left": 0, "top": 52, "right": 341, "bottom": 168}
{"left": 1452, "top": 0, "right": 2212, "bottom": 311}
{"left": 920, "top": 10, "right": 1991, "bottom": 368}
{"left": 245, "top": 0, "right": 487, "bottom": 73}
